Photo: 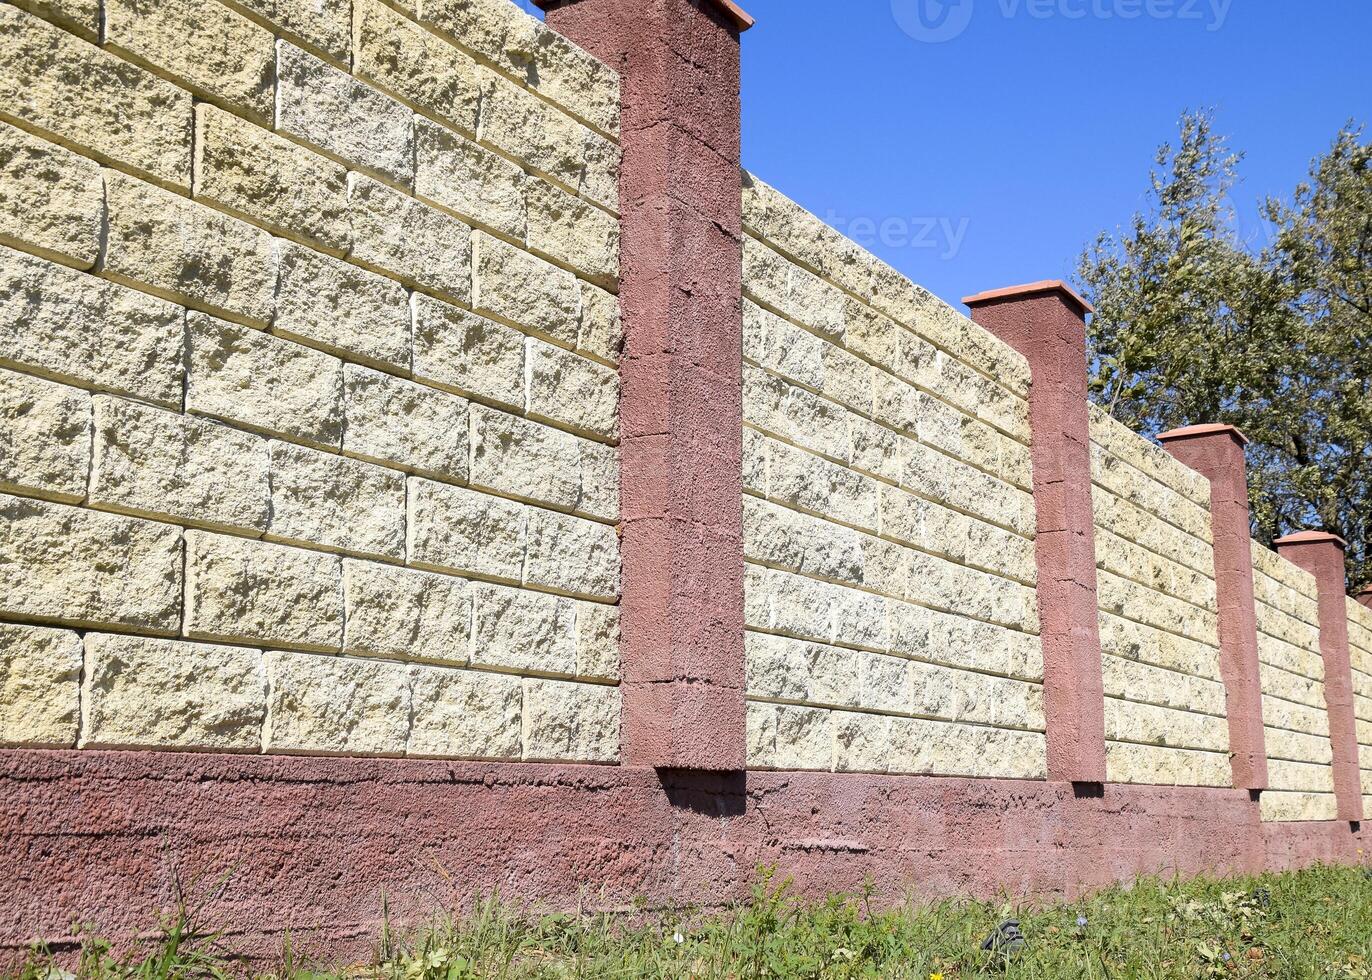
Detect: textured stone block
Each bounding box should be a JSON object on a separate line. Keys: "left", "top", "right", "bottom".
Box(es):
{"left": 743, "top": 497, "right": 862, "bottom": 586}
{"left": 473, "top": 231, "right": 579, "bottom": 346}
{"left": 267, "top": 441, "right": 406, "bottom": 560}
{"left": 525, "top": 179, "right": 617, "bottom": 287}
{"left": 477, "top": 67, "right": 591, "bottom": 194}
{"left": 187, "top": 312, "right": 344, "bottom": 448}
{"left": 344, "top": 561, "right": 470, "bottom": 664}
{"left": 577, "top": 440, "right": 617, "bottom": 522}
{"left": 526, "top": 339, "right": 617, "bottom": 439}
{"left": 0, "top": 496, "right": 181, "bottom": 632}
{"left": 6, "top": 0, "right": 97, "bottom": 39}
{"left": 412, "top": 293, "right": 525, "bottom": 410}
{"left": 0, "top": 623, "right": 80, "bottom": 747}
{"left": 469, "top": 403, "right": 579, "bottom": 512}
{"left": 343, "top": 365, "right": 468, "bottom": 483}
{"left": 470, "top": 582, "right": 575, "bottom": 675}
{"left": 194, "top": 104, "right": 348, "bottom": 253}
{"left": 575, "top": 603, "right": 618, "bottom": 681}
{"left": 415, "top": 117, "right": 526, "bottom": 240}
{"left": 0, "top": 246, "right": 183, "bottom": 407}
{"left": 1259, "top": 790, "right": 1339, "bottom": 824}
{"left": 104, "top": 171, "right": 276, "bottom": 327}
{"left": 354, "top": 0, "right": 480, "bottom": 135}
{"left": 274, "top": 243, "right": 409, "bottom": 371}
{"left": 1105, "top": 741, "right": 1231, "bottom": 787}
{"left": 885, "top": 716, "right": 1047, "bottom": 779}
{"left": 762, "top": 435, "right": 879, "bottom": 533}
{"left": 771, "top": 704, "right": 834, "bottom": 770}
{"left": 522, "top": 678, "right": 618, "bottom": 763}
{"left": 0, "top": 5, "right": 191, "bottom": 187}
{"left": 276, "top": 41, "right": 413, "bottom": 185}
{"left": 745, "top": 363, "right": 851, "bottom": 462}
{"left": 408, "top": 665, "right": 520, "bottom": 758}
{"left": 0, "top": 369, "right": 90, "bottom": 503}
{"left": 81, "top": 634, "right": 266, "bottom": 751}
{"left": 407, "top": 479, "right": 526, "bottom": 582}
{"left": 90, "top": 396, "right": 269, "bottom": 534}
{"left": 0, "top": 122, "right": 101, "bottom": 268}
{"left": 230, "top": 0, "right": 349, "bottom": 63}
{"left": 577, "top": 281, "right": 621, "bottom": 364}
{"left": 105, "top": 0, "right": 273, "bottom": 125}
{"left": 524, "top": 507, "right": 618, "bottom": 601}
{"left": 747, "top": 632, "right": 860, "bottom": 709}
{"left": 185, "top": 530, "right": 342, "bottom": 651}
{"left": 348, "top": 174, "right": 471, "bottom": 304}
{"left": 264, "top": 650, "right": 410, "bottom": 754}
{"left": 420, "top": 0, "right": 619, "bottom": 137}
{"left": 1104, "top": 698, "right": 1229, "bottom": 753}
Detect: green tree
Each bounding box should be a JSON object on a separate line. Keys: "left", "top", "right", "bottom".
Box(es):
{"left": 1077, "top": 112, "right": 1371, "bottom": 587}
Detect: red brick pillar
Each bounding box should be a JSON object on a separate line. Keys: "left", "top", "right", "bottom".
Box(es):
{"left": 1157, "top": 424, "right": 1269, "bottom": 791}
{"left": 964, "top": 281, "right": 1106, "bottom": 784}
{"left": 534, "top": 0, "right": 752, "bottom": 770}
{"left": 1275, "top": 532, "right": 1364, "bottom": 822}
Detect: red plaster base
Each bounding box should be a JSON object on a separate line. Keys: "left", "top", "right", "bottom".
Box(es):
{"left": 1, "top": 750, "right": 1366, "bottom": 964}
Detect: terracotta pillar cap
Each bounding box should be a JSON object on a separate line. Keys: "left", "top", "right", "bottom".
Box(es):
{"left": 1157, "top": 423, "right": 1250, "bottom": 447}
{"left": 532, "top": 0, "right": 755, "bottom": 31}
{"left": 1274, "top": 530, "right": 1348, "bottom": 550}
{"left": 1356, "top": 585, "right": 1372, "bottom": 598}
{"left": 962, "top": 280, "right": 1095, "bottom": 317}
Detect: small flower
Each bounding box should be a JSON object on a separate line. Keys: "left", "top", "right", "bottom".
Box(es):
{"left": 672, "top": 931, "right": 685, "bottom": 945}
{"left": 930, "top": 974, "right": 945, "bottom": 980}
{"left": 1076, "top": 916, "right": 1089, "bottom": 928}
{"left": 1222, "top": 952, "right": 1232, "bottom": 962}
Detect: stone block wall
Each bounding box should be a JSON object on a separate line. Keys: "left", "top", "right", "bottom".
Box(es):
{"left": 1088, "top": 406, "right": 1231, "bottom": 786}
{"left": 1348, "top": 598, "right": 1372, "bottom": 816}
{"left": 1251, "top": 546, "right": 1337, "bottom": 822}
{"left": 0, "top": 0, "right": 623, "bottom": 762}
{"left": 739, "top": 174, "right": 1047, "bottom": 778}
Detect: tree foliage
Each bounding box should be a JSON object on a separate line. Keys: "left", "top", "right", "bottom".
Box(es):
{"left": 1078, "top": 112, "right": 1372, "bottom": 587}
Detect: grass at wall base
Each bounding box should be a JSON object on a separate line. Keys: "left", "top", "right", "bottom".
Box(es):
{"left": 14, "top": 865, "right": 1372, "bottom": 979}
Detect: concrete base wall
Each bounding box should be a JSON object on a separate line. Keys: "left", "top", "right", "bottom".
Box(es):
{"left": 2, "top": 749, "right": 1365, "bottom": 964}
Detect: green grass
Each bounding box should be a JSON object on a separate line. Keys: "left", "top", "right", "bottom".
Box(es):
{"left": 14, "top": 864, "right": 1372, "bottom": 980}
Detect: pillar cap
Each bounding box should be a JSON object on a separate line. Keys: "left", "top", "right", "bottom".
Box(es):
{"left": 962, "top": 280, "right": 1094, "bottom": 316}
{"left": 1274, "top": 530, "right": 1348, "bottom": 550}
{"left": 532, "top": 0, "right": 755, "bottom": 31}
{"left": 1157, "top": 423, "right": 1250, "bottom": 447}
{"left": 1357, "top": 585, "right": 1372, "bottom": 597}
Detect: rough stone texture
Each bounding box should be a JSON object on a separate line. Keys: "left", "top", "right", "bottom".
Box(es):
{"left": 0, "top": 246, "right": 183, "bottom": 407}
{"left": 575, "top": 603, "right": 618, "bottom": 681}
{"left": 522, "top": 678, "right": 619, "bottom": 763}
{"left": 187, "top": 312, "right": 344, "bottom": 449}
{"left": 1105, "top": 742, "right": 1232, "bottom": 787}
{"left": 408, "top": 665, "right": 521, "bottom": 759}
{"left": 577, "top": 281, "right": 621, "bottom": 364}
{"left": 353, "top": 0, "right": 480, "bottom": 135}
{"left": 0, "top": 368, "right": 90, "bottom": 503}
{"left": 1259, "top": 791, "right": 1339, "bottom": 824}
{"left": 81, "top": 634, "right": 266, "bottom": 751}
{"left": 194, "top": 104, "right": 348, "bottom": 253}
{"left": 348, "top": 174, "right": 471, "bottom": 304}
{"left": 184, "top": 530, "right": 343, "bottom": 651}
{"left": 407, "top": 479, "right": 526, "bottom": 583}
{"left": 0, "top": 5, "right": 191, "bottom": 188}
{"left": 228, "top": 0, "right": 350, "bottom": 64}
{"left": 276, "top": 42, "right": 413, "bottom": 185}
{"left": 470, "top": 583, "right": 575, "bottom": 676}
{"left": 0, "top": 623, "right": 80, "bottom": 747}
{"left": 415, "top": 117, "right": 527, "bottom": 240}
{"left": 525, "top": 179, "right": 618, "bottom": 287}
{"left": 421, "top": 0, "right": 619, "bottom": 137}
{"left": 343, "top": 365, "right": 468, "bottom": 483}
{"left": 412, "top": 294, "right": 526, "bottom": 411}
{"left": 104, "top": 171, "right": 276, "bottom": 327}
{"left": 266, "top": 441, "right": 406, "bottom": 561}
{"left": 6, "top": 0, "right": 97, "bottom": 39}
{"left": 264, "top": 650, "right": 410, "bottom": 755}
{"left": 472, "top": 231, "right": 580, "bottom": 346}
{"left": 343, "top": 561, "right": 470, "bottom": 665}
{"left": 526, "top": 339, "right": 618, "bottom": 439}
{"left": 104, "top": 0, "right": 274, "bottom": 125}
{"left": 274, "top": 243, "right": 409, "bottom": 371}
{"left": 0, "top": 121, "right": 101, "bottom": 268}
{"left": 470, "top": 403, "right": 609, "bottom": 515}
{"left": 90, "top": 396, "right": 270, "bottom": 534}
{"left": 524, "top": 507, "right": 618, "bottom": 601}
{"left": 0, "top": 495, "right": 181, "bottom": 632}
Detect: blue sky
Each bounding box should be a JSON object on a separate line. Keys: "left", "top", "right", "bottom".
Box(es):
{"left": 521, "top": 0, "right": 1371, "bottom": 310}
